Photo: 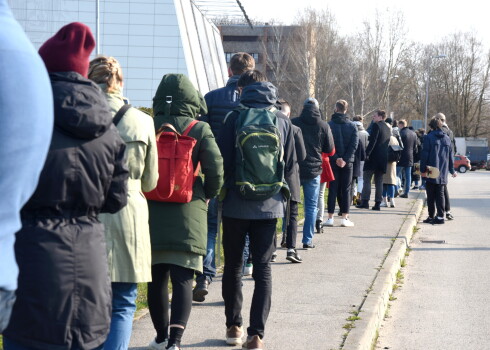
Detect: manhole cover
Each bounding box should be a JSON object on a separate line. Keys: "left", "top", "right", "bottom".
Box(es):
{"left": 419, "top": 240, "right": 446, "bottom": 244}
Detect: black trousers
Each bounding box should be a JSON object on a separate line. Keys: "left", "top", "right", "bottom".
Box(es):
{"left": 148, "top": 263, "right": 194, "bottom": 339}
{"left": 222, "top": 217, "right": 277, "bottom": 339}
{"left": 426, "top": 182, "right": 445, "bottom": 218}
{"left": 444, "top": 184, "right": 451, "bottom": 212}
{"left": 328, "top": 162, "right": 353, "bottom": 214}
{"left": 361, "top": 169, "right": 384, "bottom": 204}
{"left": 285, "top": 200, "right": 299, "bottom": 249}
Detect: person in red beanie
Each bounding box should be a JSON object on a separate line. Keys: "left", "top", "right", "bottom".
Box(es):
{"left": 3, "top": 22, "right": 129, "bottom": 350}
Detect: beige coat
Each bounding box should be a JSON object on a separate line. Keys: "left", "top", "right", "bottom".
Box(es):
{"left": 383, "top": 135, "right": 400, "bottom": 185}
{"left": 99, "top": 91, "right": 158, "bottom": 282}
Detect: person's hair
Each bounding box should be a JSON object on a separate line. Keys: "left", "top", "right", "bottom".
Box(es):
{"left": 277, "top": 98, "right": 290, "bottom": 109}
{"left": 352, "top": 115, "right": 364, "bottom": 122}
{"left": 376, "top": 109, "right": 386, "bottom": 119}
{"left": 398, "top": 119, "right": 407, "bottom": 128}
{"left": 335, "top": 99, "right": 348, "bottom": 113}
{"left": 237, "top": 70, "right": 267, "bottom": 88}
{"left": 385, "top": 117, "right": 393, "bottom": 125}
{"left": 88, "top": 56, "right": 123, "bottom": 93}
{"left": 417, "top": 128, "right": 426, "bottom": 136}
{"left": 429, "top": 116, "right": 443, "bottom": 130}
{"left": 392, "top": 119, "right": 398, "bottom": 127}
{"left": 229, "top": 52, "right": 255, "bottom": 75}
{"left": 435, "top": 112, "right": 446, "bottom": 122}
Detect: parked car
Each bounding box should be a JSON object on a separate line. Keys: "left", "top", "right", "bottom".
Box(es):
{"left": 454, "top": 155, "right": 471, "bottom": 173}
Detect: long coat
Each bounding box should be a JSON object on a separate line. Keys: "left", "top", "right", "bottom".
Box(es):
{"left": 364, "top": 121, "right": 392, "bottom": 173}
{"left": 420, "top": 129, "right": 455, "bottom": 184}
{"left": 148, "top": 74, "right": 223, "bottom": 264}
{"left": 4, "top": 72, "right": 128, "bottom": 350}
{"left": 398, "top": 127, "right": 419, "bottom": 167}
{"left": 383, "top": 135, "right": 400, "bottom": 185}
{"left": 98, "top": 91, "right": 158, "bottom": 283}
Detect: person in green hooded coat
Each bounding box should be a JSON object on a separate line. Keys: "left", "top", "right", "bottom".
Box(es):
{"left": 147, "top": 74, "right": 224, "bottom": 350}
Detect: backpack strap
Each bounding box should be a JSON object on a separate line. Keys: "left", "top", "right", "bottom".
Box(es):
{"left": 113, "top": 104, "right": 132, "bottom": 126}
{"left": 182, "top": 120, "right": 199, "bottom": 136}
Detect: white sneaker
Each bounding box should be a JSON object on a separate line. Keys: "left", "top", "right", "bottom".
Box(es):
{"left": 166, "top": 346, "right": 181, "bottom": 350}
{"left": 243, "top": 263, "right": 253, "bottom": 276}
{"left": 148, "top": 338, "right": 168, "bottom": 350}
{"left": 325, "top": 218, "right": 334, "bottom": 227}
{"left": 341, "top": 218, "right": 355, "bottom": 227}
{"left": 390, "top": 198, "right": 396, "bottom": 208}
{"left": 380, "top": 200, "right": 388, "bottom": 207}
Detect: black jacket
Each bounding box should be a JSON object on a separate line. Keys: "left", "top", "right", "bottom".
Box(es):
{"left": 218, "top": 82, "right": 295, "bottom": 219}
{"left": 441, "top": 124, "right": 457, "bottom": 154}
{"left": 353, "top": 121, "right": 368, "bottom": 178}
{"left": 328, "top": 113, "right": 359, "bottom": 163}
{"left": 364, "top": 120, "right": 391, "bottom": 173}
{"left": 5, "top": 72, "right": 129, "bottom": 350}
{"left": 292, "top": 104, "right": 335, "bottom": 179}
{"left": 398, "top": 127, "right": 419, "bottom": 167}
{"left": 290, "top": 125, "right": 307, "bottom": 202}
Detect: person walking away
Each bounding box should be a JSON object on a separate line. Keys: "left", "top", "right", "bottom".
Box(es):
{"left": 325, "top": 100, "right": 359, "bottom": 227}
{"left": 3, "top": 22, "right": 129, "bottom": 350}
{"left": 88, "top": 56, "right": 159, "bottom": 350}
{"left": 218, "top": 70, "right": 295, "bottom": 350}
{"left": 351, "top": 115, "right": 368, "bottom": 204}
{"left": 194, "top": 52, "right": 255, "bottom": 301}
{"left": 397, "top": 119, "right": 418, "bottom": 198}
{"left": 0, "top": 0, "right": 53, "bottom": 333}
{"left": 420, "top": 117, "right": 457, "bottom": 224}
{"left": 292, "top": 98, "right": 335, "bottom": 247}
{"left": 356, "top": 109, "right": 391, "bottom": 210}
{"left": 146, "top": 74, "right": 223, "bottom": 350}
{"left": 435, "top": 112, "right": 456, "bottom": 220}
{"left": 381, "top": 122, "right": 401, "bottom": 207}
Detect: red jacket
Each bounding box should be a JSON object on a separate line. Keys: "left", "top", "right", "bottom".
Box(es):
{"left": 320, "top": 147, "right": 336, "bottom": 184}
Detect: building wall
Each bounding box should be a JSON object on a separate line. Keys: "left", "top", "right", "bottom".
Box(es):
{"left": 8, "top": 0, "right": 227, "bottom": 107}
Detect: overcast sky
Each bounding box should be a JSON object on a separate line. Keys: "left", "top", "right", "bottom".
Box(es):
{"left": 240, "top": 0, "right": 488, "bottom": 45}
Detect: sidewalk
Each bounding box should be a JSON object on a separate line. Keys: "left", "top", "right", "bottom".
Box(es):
{"left": 129, "top": 190, "right": 424, "bottom": 350}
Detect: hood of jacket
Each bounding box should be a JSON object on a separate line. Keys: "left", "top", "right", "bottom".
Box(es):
{"left": 153, "top": 73, "right": 207, "bottom": 119}
{"left": 50, "top": 72, "right": 112, "bottom": 139}
{"left": 226, "top": 75, "right": 240, "bottom": 87}
{"left": 299, "top": 103, "right": 322, "bottom": 125}
{"left": 331, "top": 112, "right": 350, "bottom": 124}
{"left": 240, "top": 82, "right": 277, "bottom": 108}
{"left": 353, "top": 120, "right": 365, "bottom": 131}
{"left": 432, "top": 129, "right": 446, "bottom": 139}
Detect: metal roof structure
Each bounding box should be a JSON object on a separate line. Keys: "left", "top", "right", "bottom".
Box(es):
{"left": 192, "top": 0, "right": 253, "bottom": 27}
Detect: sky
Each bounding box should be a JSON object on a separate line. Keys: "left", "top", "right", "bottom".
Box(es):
{"left": 240, "top": 0, "right": 489, "bottom": 45}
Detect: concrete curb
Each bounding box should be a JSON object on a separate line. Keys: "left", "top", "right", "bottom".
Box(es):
{"left": 343, "top": 193, "right": 424, "bottom": 350}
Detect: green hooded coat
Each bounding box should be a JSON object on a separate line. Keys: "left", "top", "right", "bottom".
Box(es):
{"left": 148, "top": 74, "right": 223, "bottom": 271}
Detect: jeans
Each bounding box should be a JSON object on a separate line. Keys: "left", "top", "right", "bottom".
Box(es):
{"left": 396, "top": 166, "right": 412, "bottom": 195}
{"left": 382, "top": 184, "right": 396, "bottom": 199}
{"left": 316, "top": 182, "right": 327, "bottom": 222}
{"left": 300, "top": 175, "right": 320, "bottom": 245}
{"left": 3, "top": 337, "right": 104, "bottom": 350}
{"left": 327, "top": 163, "right": 353, "bottom": 215}
{"left": 0, "top": 288, "right": 15, "bottom": 333}
{"left": 103, "top": 282, "right": 138, "bottom": 350}
{"left": 197, "top": 198, "right": 218, "bottom": 283}
{"left": 222, "top": 217, "right": 277, "bottom": 339}
{"left": 361, "top": 169, "right": 384, "bottom": 204}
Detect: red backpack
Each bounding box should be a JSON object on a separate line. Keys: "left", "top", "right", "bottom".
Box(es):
{"left": 144, "top": 120, "right": 200, "bottom": 203}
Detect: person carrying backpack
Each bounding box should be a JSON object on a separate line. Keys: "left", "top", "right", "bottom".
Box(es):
{"left": 218, "top": 70, "right": 295, "bottom": 350}
{"left": 146, "top": 74, "right": 223, "bottom": 350}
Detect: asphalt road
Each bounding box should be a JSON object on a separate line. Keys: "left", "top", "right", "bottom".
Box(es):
{"left": 376, "top": 171, "right": 490, "bottom": 350}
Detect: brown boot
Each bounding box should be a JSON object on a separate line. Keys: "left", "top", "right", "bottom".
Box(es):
{"left": 242, "top": 335, "right": 264, "bottom": 349}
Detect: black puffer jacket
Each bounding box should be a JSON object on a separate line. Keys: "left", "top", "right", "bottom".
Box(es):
{"left": 4, "top": 72, "right": 128, "bottom": 350}
{"left": 292, "top": 104, "right": 335, "bottom": 179}
{"left": 328, "top": 113, "right": 359, "bottom": 163}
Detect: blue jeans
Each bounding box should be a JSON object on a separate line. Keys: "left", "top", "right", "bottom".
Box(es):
{"left": 383, "top": 184, "right": 396, "bottom": 198}
{"left": 103, "top": 282, "right": 138, "bottom": 350}
{"left": 3, "top": 337, "right": 104, "bottom": 350}
{"left": 301, "top": 175, "right": 320, "bottom": 245}
{"left": 199, "top": 198, "right": 218, "bottom": 283}
{"left": 396, "top": 166, "right": 412, "bottom": 195}
{"left": 0, "top": 288, "right": 15, "bottom": 333}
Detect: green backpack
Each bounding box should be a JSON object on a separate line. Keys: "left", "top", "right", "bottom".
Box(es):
{"left": 234, "top": 105, "right": 289, "bottom": 200}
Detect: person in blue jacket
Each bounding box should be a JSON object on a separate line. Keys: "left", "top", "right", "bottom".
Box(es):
{"left": 420, "top": 117, "right": 457, "bottom": 224}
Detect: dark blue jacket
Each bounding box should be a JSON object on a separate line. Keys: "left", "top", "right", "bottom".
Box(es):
{"left": 420, "top": 129, "right": 455, "bottom": 184}
{"left": 201, "top": 75, "right": 240, "bottom": 139}
{"left": 217, "top": 82, "right": 295, "bottom": 219}
{"left": 328, "top": 113, "right": 359, "bottom": 163}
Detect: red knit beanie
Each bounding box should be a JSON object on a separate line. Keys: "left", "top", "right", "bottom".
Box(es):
{"left": 38, "top": 22, "right": 95, "bottom": 77}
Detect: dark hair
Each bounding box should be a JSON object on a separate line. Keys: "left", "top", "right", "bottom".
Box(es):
{"left": 230, "top": 52, "right": 255, "bottom": 75}
{"left": 376, "top": 109, "right": 386, "bottom": 119}
{"left": 385, "top": 117, "right": 393, "bottom": 124}
{"left": 429, "top": 116, "right": 443, "bottom": 130}
{"left": 352, "top": 115, "right": 364, "bottom": 122}
{"left": 237, "top": 70, "right": 267, "bottom": 88}
{"left": 276, "top": 98, "right": 290, "bottom": 110}
{"left": 392, "top": 119, "right": 398, "bottom": 127}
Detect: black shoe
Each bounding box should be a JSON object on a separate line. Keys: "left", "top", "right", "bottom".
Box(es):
{"left": 315, "top": 219, "right": 323, "bottom": 234}
{"left": 271, "top": 252, "right": 277, "bottom": 262}
{"left": 422, "top": 216, "right": 434, "bottom": 224}
{"left": 372, "top": 203, "right": 381, "bottom": 211}
{"left": 412, "top": 186, "right": 419, "bottom": 190}
{"left": 446, "top": 212, "right": 454, "bottom": 220}
{"left": 286, "top": 249, "right": 303, "bottom": 263}
{"left": 433, "top": 217, "right": 445, "bottom": 224}
{"left": 356, "top": 200, "right": 369, "bottom": 209}
{"left": 400, "top": 193, "right": 408, "bottom": 198}
{"left": 192, "top": 279, "right": 209, "bottom": 302}
{"left": 337, "top": 211, "right": 342, "bottom": 216}
{"left": 303, "top": 243, "right": 316, "bottom": 249}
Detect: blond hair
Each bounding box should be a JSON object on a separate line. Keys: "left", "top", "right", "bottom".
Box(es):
{"left": 335, "top": 99, "right": 348, "bottom": 113}
{"left": 88, "top": 56, "right": 123, "bottom": 93}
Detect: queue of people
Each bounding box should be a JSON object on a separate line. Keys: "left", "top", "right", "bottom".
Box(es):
{"left": 0, "top": 17, "right": 458, "bottom": 350}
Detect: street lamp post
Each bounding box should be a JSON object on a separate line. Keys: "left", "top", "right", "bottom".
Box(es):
{"left": 424, "top": 54, "right": 446, "bottom": 130}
